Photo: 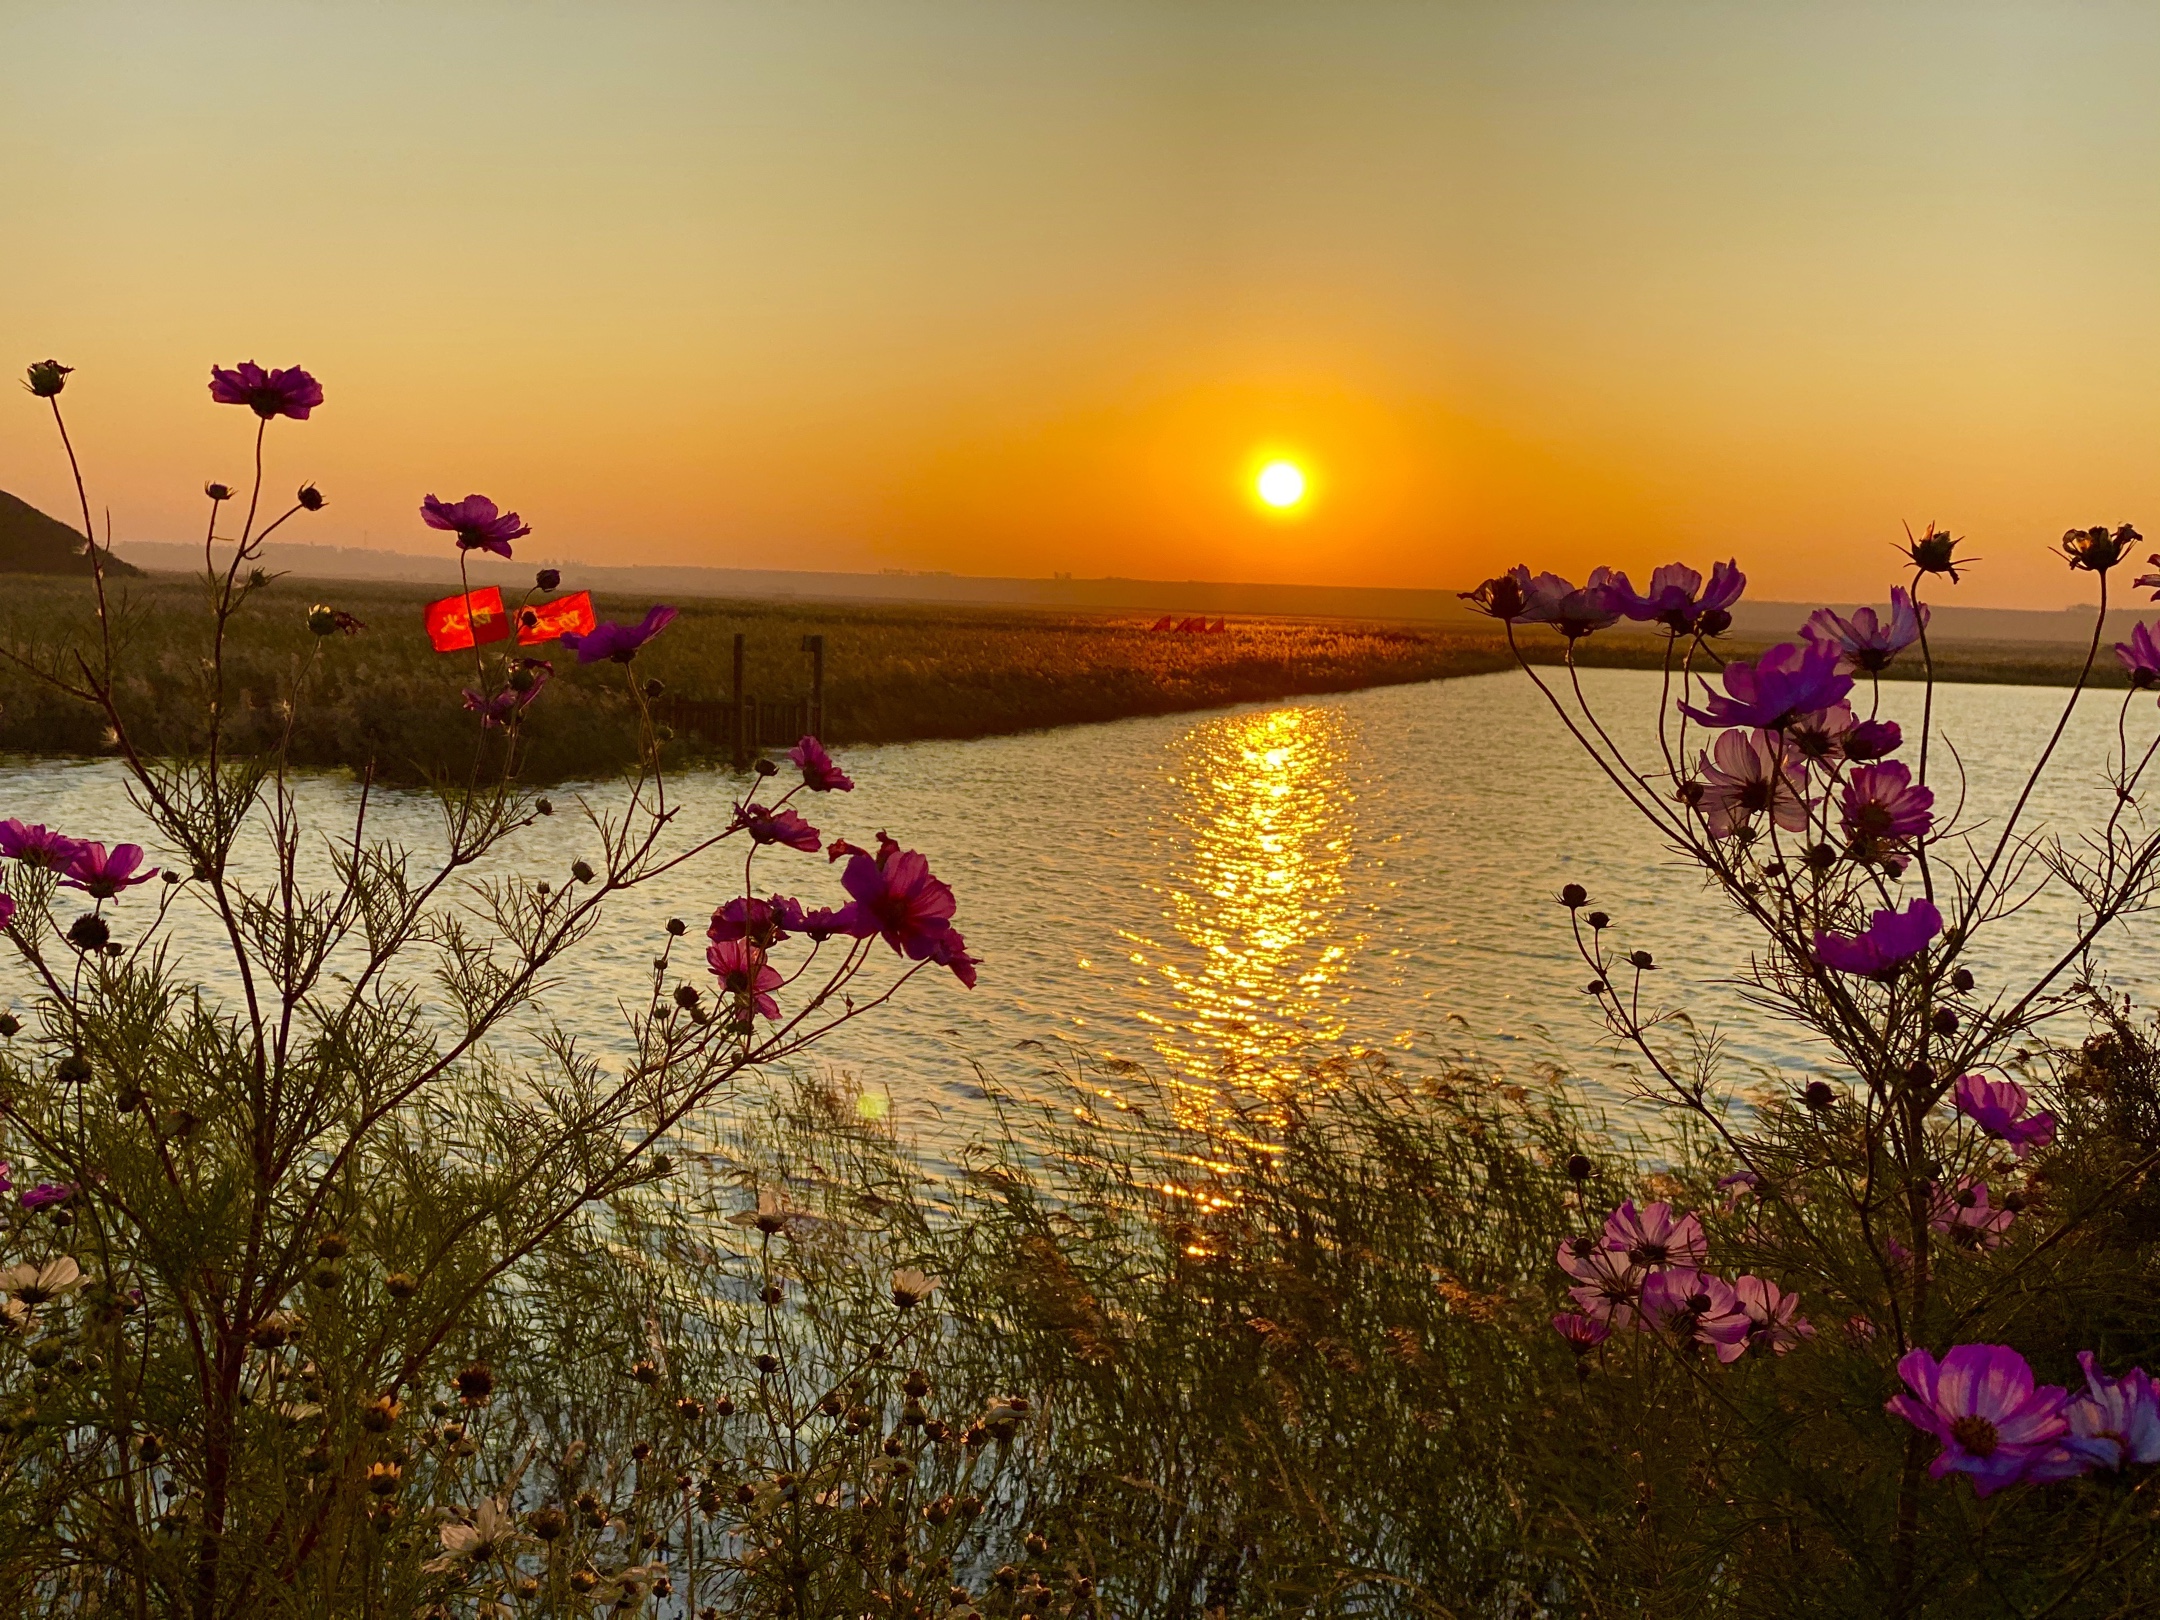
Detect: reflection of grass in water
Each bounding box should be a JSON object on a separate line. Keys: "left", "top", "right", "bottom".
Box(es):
{"left": 0, "top": 574, "right": 1514, "bottom": 781}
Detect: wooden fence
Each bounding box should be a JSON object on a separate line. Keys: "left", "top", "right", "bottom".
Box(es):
{"left": 656, "top": 633, "right": 825, "bottom": 766}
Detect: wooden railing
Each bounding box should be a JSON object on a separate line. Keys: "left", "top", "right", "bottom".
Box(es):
{"left": 656, "top": 633, "right": 826, "bottom": 766}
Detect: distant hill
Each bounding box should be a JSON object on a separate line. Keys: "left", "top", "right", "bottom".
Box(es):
{"left": 0, "top": 489, "right": 141, "bottom": 577}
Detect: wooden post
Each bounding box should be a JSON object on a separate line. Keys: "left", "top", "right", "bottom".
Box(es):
{"left": 731, "top": 632, "right": 747, "bottom": 768}
{"left": 800, "top": 633, "right": 825, "bottom": 740}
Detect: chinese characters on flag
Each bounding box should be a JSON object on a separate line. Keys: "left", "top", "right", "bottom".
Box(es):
{"left": 424, "top": 589, "right": 595, "bottom": 652}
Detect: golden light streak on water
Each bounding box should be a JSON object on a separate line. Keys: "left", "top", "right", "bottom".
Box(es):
{"left": 1123, "top": 705, "right": 1366, "bottom": 1120}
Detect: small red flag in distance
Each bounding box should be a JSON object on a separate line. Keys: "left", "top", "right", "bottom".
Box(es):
{"left": 517, "top": 591, "right": 597, "bottom": 646}
{"left": 424, "top": 587, "right": 512, "bottom": 653}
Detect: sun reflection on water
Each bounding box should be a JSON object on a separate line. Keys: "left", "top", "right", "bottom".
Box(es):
{"left": 1121, "top": 706, "right": 1364, "bottom": 1113}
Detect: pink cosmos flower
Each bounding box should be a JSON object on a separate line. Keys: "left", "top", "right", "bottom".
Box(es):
{"left": 1715, "top": 1171, "right": 1761, "bottom": 1212}
{"left": 710, "top": 896, "right": 794, "bottom": 947}
{"left": 1813, "top": 899, "right": 1941, "bottom": 978}
{"left": 1952, "top": 1073, "right": 2058, "bottom": 1158}
{"left": 2062, "top": 1352, "right": 2160, "bottom": 1470}
{"left": 1552, "top": 1312, "right": 1612, "bottom": 1354}
{"left": 1886, "top": 1345, "right": 2071, "bottom": 1496}
{"left": 462, "top": 662, "right": 550, "bottom": 730}
{"left": 20, "top": 1182, "right": 73, "bottom": 1211}
{"left": 839, "top": 834, "right": 957, "bottom": 949}
{"left": 706, "top": 937, "right": 782, "bottom": 1020}
{"left": 1726, "top": 1275, "right": 1814, "bottom": 1361}
{"left": 1695, "top": 730, "right": 1810, "bottom": 840}
{"left": 208, "top": 361, "right": 323, "bottom": 421}
{"left": 1802, "top": 589, "right": 1928, "bottom": 674}
{"left": 1680, "top": 640, "right": 1855, "bottom": 732}
{"left": 1839, "top": 762, "right": 1934, "bottom": 852}
{"left": 1612, "top": 560, "right": 1746, "bottom": 634}
{"left": 421, "top": 494, "right": 531, "bottom": 558}
{"left": 62, "top": 842, "right": 157, "bottom": 899}
{"left": 0, "top": 1162, "right": 10, "bottom": 1196}
{"left": 1637, "top": 1268, "right": 1751, "bottom": 1355}
{"left": 923, "top": 926, "right": 980, "bottom": 989}
{"left": 1843, "top": 718, "right": 1903, "bottom": 761}
{"left": 789, "top": 736, "right": 854, "bottom": 792}
{"left": 2116, "top": 622, "right": 2160, "bottom": 690}
{"left": 561, "top": 605, "right": 677, "bottom": 664}
{"left": 0, "top": 895, "right": 13, "bottom": 931}
{"left": 1601, "top": 1201, "right": 1708, "bottom": 1271}
{"left": 741, "top": 806, "right": 821, "bottom": 852}
{"left": 0, "top": 821, "right": 82, "bottom": 869}
{"left": 1928, "top": 1178, "right": 2016, "bottom": 1250}
{"left": 1564, "top": 1247, "right": 1645, "bottom": 1330}
{"left": 1556, "top": 1233, "right": 1610, "bottom": 1282}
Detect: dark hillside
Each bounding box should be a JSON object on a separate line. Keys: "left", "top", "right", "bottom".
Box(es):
{"left": 0, "top": 488, "right": 141, "bottom": 576}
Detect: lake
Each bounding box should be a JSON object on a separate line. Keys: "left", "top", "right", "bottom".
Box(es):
{"left": 2, "top": 667, "right": 2154, "bottom": 1168}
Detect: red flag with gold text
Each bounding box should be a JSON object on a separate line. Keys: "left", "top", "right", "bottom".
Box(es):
{"left": 516, "top": 591, "right": 597, "bottom": 646}
{"left": 423, "top": 587, "right": 512, "bottom": 652}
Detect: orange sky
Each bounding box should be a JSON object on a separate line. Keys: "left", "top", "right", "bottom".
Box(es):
{"left": 7, "top": 3, "right": 2160, "bottom": 608}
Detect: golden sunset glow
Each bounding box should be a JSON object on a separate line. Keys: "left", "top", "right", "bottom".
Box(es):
{"left": 7, "top": 8, "right": 2160, "bottom": 606}
{"left": 1131, "top": 706, "right": 1365, "bottom": 1118}
{"left": 1255, "top": 460, "right": 1307, "bottom": 510}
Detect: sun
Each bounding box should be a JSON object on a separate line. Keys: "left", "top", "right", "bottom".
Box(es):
{"left": 1255, "top": 460, "right": 1307, "bottom": 509}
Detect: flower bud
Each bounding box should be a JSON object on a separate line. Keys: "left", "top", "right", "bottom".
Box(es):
{"left": 55, "top": 1053, "right": 91, "bottom": 1085}
{"left": 1626, "top": 950, "right": 1655, "bottom": 971}
{"left": 1585, "top": 911, "right": 1609, "bottom": 931}
{"left": 0, "top": 1014, "right": 19, "bottom": 1038}
{"left": 507, "top": 665, "right": 537, "bottom": 693}
{"left": 24, "top": 360, "right": 71, "bottom": 398}
{"left": 754, "top": 757, "right": 780, "bottom": 777}
{"left": 137, "top": 1434, "right": 162, "bottom": 1463}
{"left": 1559, "top": 883, "right": 1588, "bottom": 909}
{"left": 205, "top": 481, "right": 235, "bottom": 502}
{"left": 1930, "top": 1008, "right": 1957, "bottom": 1036}
{"left": 1697, "top": 608, "right": 1733, "bottom": 637}
{"left": 571, "top": 860, "right": 595, "bottom": 884}
{"left": 1951, "top": 968, "right": 1975, "bottom": 993}
{"left": 296, "top": 484, "right": 325, "bottom": 512}
{"left": 360, "top": 1394, "right": 400, "bottom": 1432}
{"left": 1803, "top": 1080, "right": 1837, "bottom": 1112}
{"left": 535, "top": 797, "right": 553, "bottom": 816}
{"left": 631, "top": 1359, "right": 661, "bottom": 1385}
{"left": 454, "top": 1362, "right": 494, "bottom": 1405}
{"left": 673, "top": 983, "right": 701, "bottom": 1010}
{"left": 384, "top": 1271, "right": 419, "bottom": 1299}
{"left": 67, "top": 914, "right": 110, "bottom": 952}
{"left": 1565, "top": 1153, "right": 1593, "bottom": 1181}
{"left": 644, "top": 678, "right": 665, "bottom": 699}
{"left": 537, "top": 568, "right": 562, "bottom": 591}
{"left": 315, "top": 1231, "right": 348, "bottom": 1259}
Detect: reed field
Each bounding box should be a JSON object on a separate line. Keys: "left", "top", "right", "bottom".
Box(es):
{"left": 0, "top": 569, "right": 2126, "bottom": 782}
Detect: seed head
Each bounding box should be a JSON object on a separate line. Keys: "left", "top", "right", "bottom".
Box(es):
{"left": 296, "top": 483, "right": 326, "bottom": 512}
{"left": 454, "top": 1362, "right": 494, "bottom": 1406}
{"left": 24, "top": 360, "right": 71, "bottom": 398}
{"left": 384, "top": 1271, "right": 419, "bottom": 1299}
{"left": 1558, "top": 883, "right": 1588, "bottom": 909}
{"left": 66, "top": 914, "right": 110, "bottom": 952}
{"left": 204, "top": 481, "right": 235, "bottom": 502}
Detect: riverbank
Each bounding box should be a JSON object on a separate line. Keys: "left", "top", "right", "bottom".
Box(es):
{"left": 0, "top": 572, "right": 2131, "bottom": 781}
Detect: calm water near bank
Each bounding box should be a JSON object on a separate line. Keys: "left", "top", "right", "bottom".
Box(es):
{"left": 2, "top": 669, "right": 2155, "bottom": 1166}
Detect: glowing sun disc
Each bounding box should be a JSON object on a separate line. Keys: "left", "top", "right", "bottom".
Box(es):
{"left": 1256, "top": 461, "right": 1306, "bottom": 509}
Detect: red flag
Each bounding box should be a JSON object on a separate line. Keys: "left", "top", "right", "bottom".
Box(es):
{"left": 424, "top": 587, "right": 512, "bottom": 653}
{"left": 516, "top": 590, "right": 597, "bottom": 646}
{"left": 1148, "top": 614, "right": 1174, "bottom": 631}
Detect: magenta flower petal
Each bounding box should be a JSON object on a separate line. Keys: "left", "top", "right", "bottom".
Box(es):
{"left": 1681, "top": 640, "right": 1854, "bottom": 732}
{"left": 209, "top": 361, "right": 323, "bottom": 421}
{"left": 1839, "top": 762, "right": 1934, "bottom": 851}
{"left": 1887, "top": 1345, "right": 2073, "bottom": 1496}
{"left": 560, "top": 604, "right": 678, "bottom": 664}
{"left": 789, "top": 736, "right": 854, "bottom": 792}
{"left": 61, "top": 841, "right": 158, "bottom": 899}
{"left": 1600, "top": 1201, "right": 1708, "bottom": 1270}
{"left": 1814, "top": 899, "right": 1941, "bottom": 978}
{"left": 421, "top": 493, "right": 531, "bottom": 559}
{"left": 0, "top": 821, "right": 82, "bottom": 870}
{"left": 1801, "top": 588, "right": 1927, "bottom": 674}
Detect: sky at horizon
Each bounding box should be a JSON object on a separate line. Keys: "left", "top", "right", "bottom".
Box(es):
{"left": 7, "top": 2, "right": 2160, "bottom": 609}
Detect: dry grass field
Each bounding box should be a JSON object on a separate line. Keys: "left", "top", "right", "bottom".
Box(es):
{"left": 0, "top": 570, "right": 2126, "bottom": 781}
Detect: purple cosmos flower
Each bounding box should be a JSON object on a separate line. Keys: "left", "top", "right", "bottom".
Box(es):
{"left": 1460, "top": 567, "right": 1531, "bottom": 621}
{"left": 1840, "top": 762, "right": 1934, "bottom": 851}
{"left": 706, "top": 937, "right": 781, "bottom": 1019}
{"left": 462, "top": 663, "right": 550, "bottom": 730}
{"left": 1601, "top": 1201, "right": 1708, "bottom": 1271}
{"left": 1613, "top": 560, "right": 1746, "bottom": 634}
{"left": 1802, "top": 589, "right": 1928, "bottom": 674}
{"left": 0, "top": 821, "right": 83, "bottom": 870}
{"left": 709, "top": 896, "right": 796, "bottom": 947}
{"left": 789, "top": 736, "right": 854, "bottom": 792}
{"left": 740, "top": 805, "right": 821, "bottom": 852}
{"left": 1696, "top": 730, "right": 1811, "bottom": 840}
{"left": 1783, "top": 702, "right": 1854, "bottom": 767}
{"left": 1552, "top": 1312, "right": 1612, "bottom": 1354}
{"left": 0, "top": 895, "right": 13, "bottom": 931}
{"left": 1728, "top": 1275, "right": 1814, "bottom": 1361}
{"left": 1564, "top": 1247, "right": 1645, "bottom": 1330}
{"left": 62, "top": 842, "right": 157, "bottom": 899}
{"left": 0, "top": 1162, "right": 10, "bottom": 1196}
{"left": 1638, "top": 1268, "right": 1752, "bottom": 1355}
{"left": 1928, "top": 1178, "right": 2016, "bottom": 1250}
{"left": 1716, "top": 1171, "right": 1761, "bottom": 1212}
{"left": 1844, "top": 718, "right": 1903, "bottom": 761}
{"left": 208, "top": 362, "right": 323, "bottom": 421}
{"left": 1680, "top": 640, "right": 1855, "bottom": 732}
{"left": 1952, "top": 1073, "right": 2058, "bottom": 1158}
{"left": 1813, "top": 899, "right": 1942, "bottom": 978}
{"left": 2116, "top": 623, "right": 2160, "bottom": 690}
{"left": 2063, "top": 1352, "right": 2160, "bottom": 1470}
{"left": 1886, "top": 1345, "right": 2070, "bottom": 1496}
{"left": 560, "top": 605, "right": 678, "bottom": 664}
{"left": 1520, "top": 568, "right": 1625, "bottom": 639}
{"left": 839, "top": 834, "right": 959, "bottom": 963}
{"left": 20, "top": 1182, "right": 72, "bottom": 1211}
{"left": 421, "top": 494, "right": 531, "bottom": 559}
{"left": 923, "top": 926, "right": 979, "bottom": 989}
